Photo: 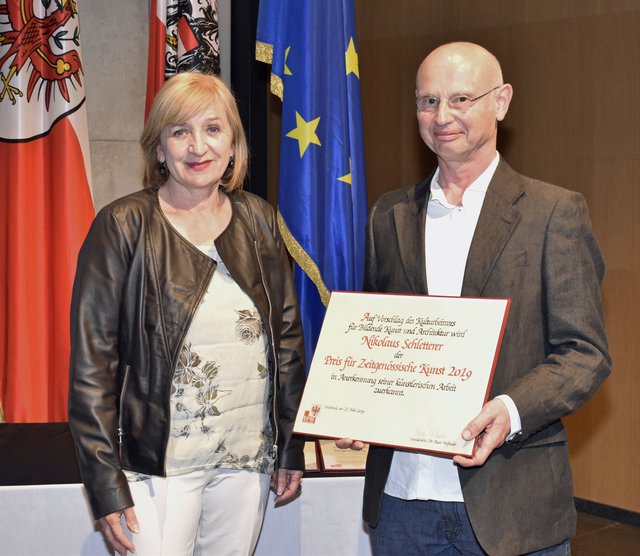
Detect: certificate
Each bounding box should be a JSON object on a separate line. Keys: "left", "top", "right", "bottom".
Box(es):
{"left": 294, "top": 292, "right": 510, "bottom": 457}
{"left": 303, "top": 441, "right": 321, "bottom": 472}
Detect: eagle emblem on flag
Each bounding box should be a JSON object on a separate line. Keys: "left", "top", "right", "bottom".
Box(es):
{"left": 0, "top": 0, "right": 85, "bottom": 141}
{"left": 163, "top": 0, "right": 220, "bottom": 78}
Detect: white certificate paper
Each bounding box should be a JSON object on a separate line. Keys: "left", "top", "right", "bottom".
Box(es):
{"left": 294, "top": 292, "right": 510, "bottom": 456}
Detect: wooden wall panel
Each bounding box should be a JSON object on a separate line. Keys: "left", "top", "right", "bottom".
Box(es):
{"left": 352, "top": 0, "right": 640, "bottom": 512}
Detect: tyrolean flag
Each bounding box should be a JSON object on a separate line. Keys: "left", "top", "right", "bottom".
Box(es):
{"left": 0, "top": 0, "right": 95, "bottom": 422}
{"left": 146, "top": 0, "right": 220, "bottom": 118}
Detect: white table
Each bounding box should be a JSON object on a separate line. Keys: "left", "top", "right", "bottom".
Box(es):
{"left": 0, "top": 476, "right": 372, "bottom": 556}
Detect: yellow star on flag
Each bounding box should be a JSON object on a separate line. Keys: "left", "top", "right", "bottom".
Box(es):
{"left": 286, "top": 111, "right": 321, "bottom": 157}
{"left": 284, "top": 46, "right": 292, "bottom": 76}
{"left": 338, "top": 158, "right": 352, "bottom": 185}
{"left": 345, "top": 37, "right": 359, "bottom": 78}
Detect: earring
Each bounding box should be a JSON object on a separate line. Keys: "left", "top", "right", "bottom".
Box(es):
{"left": 222, "top": 156, "right": 235, "bottom": 180}
{"left": 158, "top": 160, "right": 168, "bottom": 179}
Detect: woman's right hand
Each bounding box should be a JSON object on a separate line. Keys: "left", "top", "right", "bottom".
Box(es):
{"left": 335, "top": 438, "right": 367, "bottom": 450}
{"left": 98, "top": 506, "right": 139, "bottom": 555}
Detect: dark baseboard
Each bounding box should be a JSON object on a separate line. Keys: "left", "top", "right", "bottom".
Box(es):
{"left": 575, "top": 497, "right": 640, "bottom": 528}
{"left": 0, "top": 422, "right": 82, "bottom": 485}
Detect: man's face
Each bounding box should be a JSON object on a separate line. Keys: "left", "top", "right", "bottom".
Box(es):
{"left": 415, "top": 51, "right": 505, "bottom": 165}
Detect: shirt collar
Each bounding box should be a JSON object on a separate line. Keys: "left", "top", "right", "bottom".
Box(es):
{"left": 430, "top": 152, "right": 500, "bottom": 209}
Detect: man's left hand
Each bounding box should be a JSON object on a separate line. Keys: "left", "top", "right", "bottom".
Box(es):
{"left": 453, "top": 398, "right": 511, "bottom": 468}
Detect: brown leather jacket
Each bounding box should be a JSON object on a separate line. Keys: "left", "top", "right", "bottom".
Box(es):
{"left": 68, "top": 188, "right": 306, "bottom": 519}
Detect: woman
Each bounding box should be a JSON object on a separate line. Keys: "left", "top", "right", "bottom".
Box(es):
{"left": 68, "top": 72, "right": 306, "bottom": 556}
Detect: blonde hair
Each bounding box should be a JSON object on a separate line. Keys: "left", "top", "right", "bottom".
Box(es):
{"left": 141, "top": 72, "right": 248, "bottom": 191}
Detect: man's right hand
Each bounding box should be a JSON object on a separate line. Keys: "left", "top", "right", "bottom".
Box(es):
{"left": 98, "top": 506, "right": 139, "bottom": 555}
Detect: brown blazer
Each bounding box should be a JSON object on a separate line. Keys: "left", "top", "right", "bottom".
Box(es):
{"left": 362, "top": 159, "right": 610, "bottom": 556}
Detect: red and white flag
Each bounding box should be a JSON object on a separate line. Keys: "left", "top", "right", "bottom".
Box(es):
{"left": 0, "top": 0, "right": 95, "bottom": 422}
{"left": 146, "top": 0, "right": 220, "bottom": 119}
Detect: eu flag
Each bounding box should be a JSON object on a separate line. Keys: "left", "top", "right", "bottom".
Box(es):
{"left": 256, "top": 0, "right": 368, "bottom": 367}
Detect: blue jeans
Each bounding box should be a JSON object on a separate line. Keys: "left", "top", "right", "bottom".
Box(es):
{"left": 369, "top": 494, "right": 571, "bottom": 555}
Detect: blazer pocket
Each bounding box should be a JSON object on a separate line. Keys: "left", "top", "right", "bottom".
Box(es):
{"left": 498, "top": 249, "right": 528, "bottom": 268}
{"left": 490, "top": 249, "right": 528, "bottom": 290}
{"left": 521, "top": 424, "right": 567, "bottom": 449}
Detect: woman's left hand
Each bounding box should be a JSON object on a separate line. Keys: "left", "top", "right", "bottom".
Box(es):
{"left": 271, "top": 468, "right": 303, "bottom": 505}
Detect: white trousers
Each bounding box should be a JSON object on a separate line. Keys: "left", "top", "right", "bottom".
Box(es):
{"left": 126, "top": 469, "right": 271, "bottom": 556}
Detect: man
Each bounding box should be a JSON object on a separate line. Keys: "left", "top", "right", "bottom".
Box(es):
{"left": 338, "top": 42, "right": 610, "bottom": 555}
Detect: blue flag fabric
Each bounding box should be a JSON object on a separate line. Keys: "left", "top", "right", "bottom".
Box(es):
{"left": 256, "top": 0, "right": 368, "bottom": 368}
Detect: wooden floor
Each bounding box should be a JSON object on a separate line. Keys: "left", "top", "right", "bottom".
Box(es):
{"left": 573, "top": 512, "right": 640, "bottom": 555}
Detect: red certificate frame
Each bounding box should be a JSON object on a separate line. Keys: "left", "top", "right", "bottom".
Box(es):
{"left": 294, "top": 292, "right": 510, "bottom": 457}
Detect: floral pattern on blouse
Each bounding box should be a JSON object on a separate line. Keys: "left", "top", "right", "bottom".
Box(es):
{"left": 168, "top": 305, "right": 273, "bottom": 473}
{"left": 171, "top": 344, "right": 224, "bottom": 437}
{"left": 235, "top": 309, "right": 263, "bottom": 344}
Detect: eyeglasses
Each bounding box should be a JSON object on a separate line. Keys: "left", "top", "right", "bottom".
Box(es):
{"left": 416, "top": 86, "right": 502, "bottom": 114}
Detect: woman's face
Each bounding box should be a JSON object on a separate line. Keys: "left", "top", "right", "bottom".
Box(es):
{"left": 157, "top": 101, "right": 234, "bottom": 193}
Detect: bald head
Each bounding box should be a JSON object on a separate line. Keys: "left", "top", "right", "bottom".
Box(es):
{"left": 414, "top": 42, "right": 513, "bottom": 172}
{"left": 417, "top": 42, "right": 504, "bottom": 91}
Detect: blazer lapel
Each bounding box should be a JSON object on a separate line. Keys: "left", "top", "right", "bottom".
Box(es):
{"left": 392, "top": 177, "right": 430, "bottom": 294}
{"left": 462, "top": 160, "right": 524, "bottom": 297}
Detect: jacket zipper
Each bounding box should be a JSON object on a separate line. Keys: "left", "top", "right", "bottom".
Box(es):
{"left": 155, "top": 196, "right": 216, "bottom": 471}
{"left": 161, "top": 261, "right": 215, "bottom": 476}
{"left": 253, "top": 239, "right": 280, "bottom": 465}
{"left": 117, "top": 364, "right": 131, "bottom": 458}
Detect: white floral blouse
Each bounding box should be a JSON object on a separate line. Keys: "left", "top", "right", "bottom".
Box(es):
{"left": 164, "top": 243, "right": 274, "bottom": 475}
{"left": 125, "top": 242, "right": 274, "bottom": 483}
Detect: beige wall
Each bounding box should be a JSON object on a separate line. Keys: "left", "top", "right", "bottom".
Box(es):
{"left": 80, "top": 0, "right": 231, "bottom": 211}
{"left": 354, "top": 0, "right": 640, "bottom": 512}
{"left": 81, "top": 0, "right": 148, "bottom": 210}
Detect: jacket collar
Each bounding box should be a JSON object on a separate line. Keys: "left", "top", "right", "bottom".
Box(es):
{"left": 462, "top": 159, "right": 525, "bottom": 296}
{"left": 392, "top": 174, "right": 432, "bottom": 294}
{"left": 390, "top": 160, "right": 524, "bottom": 297}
